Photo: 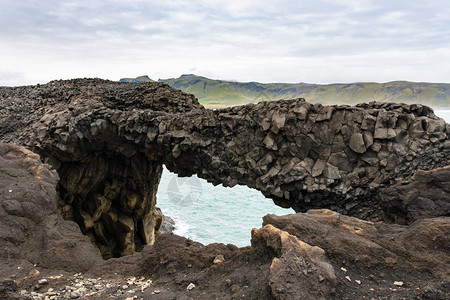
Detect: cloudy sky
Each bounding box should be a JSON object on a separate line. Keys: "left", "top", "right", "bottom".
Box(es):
{"left": 1, "top": 0, "right": 449, "bottom": 86}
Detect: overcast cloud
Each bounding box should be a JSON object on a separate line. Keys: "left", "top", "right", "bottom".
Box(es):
{"left": 0, "top": 0, "right": 449, "bottom": 85}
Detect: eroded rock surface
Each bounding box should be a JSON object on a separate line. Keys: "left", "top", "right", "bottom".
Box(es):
{"left": 263, "top": 209, "right": 450, "bottom": 276}
{"left": 251, "top": 224, "right": 337, "bottom": 300}
{"left": 263, "top": 209, "right": 450, "bottom": 299}
{"left": 379, "top": 165, "right": 450, "bottom": 224}
{"left": 0, "top": 143, "right": 102, "bottom": 276}
{"left": 1, "top": 78, "right": 449, "bottom": 257}
{"left": 57, "top": 153, "right": 164, "bottom": 258}
{"left": 1, "top": 144, "right": 448, "bottom": 299}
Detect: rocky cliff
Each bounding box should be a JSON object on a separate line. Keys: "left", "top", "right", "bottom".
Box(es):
{"left": 1, "top": 78, "right": 449, "bottom": 258}
{"left": 1, "top": 79, "right": 202, "bottom": 258}
{"left": 0, "top": 145, "right": 448, "bottom": 299}
{"left": 0, "top": 78, "right": 449, "bottom": 299}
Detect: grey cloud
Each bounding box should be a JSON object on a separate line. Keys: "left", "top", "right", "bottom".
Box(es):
{"left": 0, "top": 0, "right": 448, "bottom": 85}
{"left": 1, "top": 0, "right": 447, "bottom": 50}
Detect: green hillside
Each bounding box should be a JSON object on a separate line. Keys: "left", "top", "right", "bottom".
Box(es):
{"left": 120, "top": 74, "right": 450, "bottom": 107}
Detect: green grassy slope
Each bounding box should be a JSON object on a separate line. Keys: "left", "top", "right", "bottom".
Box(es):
{"left": 120, "top": 74, "right": 450, "bottom": 107}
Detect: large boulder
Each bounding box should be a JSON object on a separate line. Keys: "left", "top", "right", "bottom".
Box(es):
{"left": 251, "top": 225, "right": 337, "bottom": 300}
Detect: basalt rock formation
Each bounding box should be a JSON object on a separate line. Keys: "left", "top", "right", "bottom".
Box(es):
{"left": 1, "top": 78, "right": 449, "bottom": 258}
{"left": 2, "top": 147, "right": 447, "bottom": 299}
{"left": 379, "top": 165, "right": 450, "bottom": 224}
{"left": 1, "top": 79, "right": 202, "bottom": 258}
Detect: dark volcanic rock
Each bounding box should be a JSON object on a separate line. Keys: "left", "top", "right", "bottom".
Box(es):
{"left": 263, "top": 209, "right": 450, "bottom": 276}
{"left": 0, "top": 280, "right": 20, "bottom": 300}
{"left": 251, "top": 225, "right": 337, "bottom": 300}
{"left": 0, "top": 79, "right": 201, "bottom": 258}
{"left": 379, "top": 166, "right": 450, "bottom": 224}
{"left": 0, "top": 78, "right": 449, "bottom": 257}
{"left": 0, "top": 143, "right": 448, "bottom": 299}
{"left": 0, "top": 79, "right": 202, "bottom": 145}
{"left": 56, "top": 152, "right": 164, "bottom": 258}
{"left": 155, "top": 207, "right": 176, "bottom": 234}
{"left": 95, "top": 223, "right": 338, "bottom": 300}
{"left": 0, "top": 77, "right": 448, "bottom": 300}
{"left": 79, "top": 211, "right": 450, "bottom": 299}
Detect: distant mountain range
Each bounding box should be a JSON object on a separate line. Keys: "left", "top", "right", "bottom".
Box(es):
{"left": 120, "top": 74, "right": 450, "bottom": 107}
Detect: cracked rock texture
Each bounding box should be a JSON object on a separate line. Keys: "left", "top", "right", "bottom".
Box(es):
{"left": 251, "top": 224, "right": 337, "bottom": 300}
{"left": 0, "top": 142, "right": 448, "bottom": 299}
{"left": 263, "top": 210, "right": 450, "bottom": 299}
{"left": 0, "top": 79, "right": 201, "bottom": 258}
{"left": 1, "top": 78, "right": 449, "bottom": 257}
{"left": 379, "top": 165, "right": 450, "bottom": 224}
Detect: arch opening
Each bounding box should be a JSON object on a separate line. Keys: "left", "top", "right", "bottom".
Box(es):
{"left": 156, "top": 166, "right": 294, "bottom": 247}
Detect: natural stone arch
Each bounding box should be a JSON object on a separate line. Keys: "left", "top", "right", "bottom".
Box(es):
{"left": 1, "top": 78, "right": 448, "bottom": 257}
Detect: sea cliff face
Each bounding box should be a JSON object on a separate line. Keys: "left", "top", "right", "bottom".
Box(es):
{"left": 0, "top": 79, "right": 449, "bottom": 299}
{"left": 1, "top": 78, "right": 449, "bottom": 256}
{"left": 1, "top": 79, "right": 202, "bottom": 258}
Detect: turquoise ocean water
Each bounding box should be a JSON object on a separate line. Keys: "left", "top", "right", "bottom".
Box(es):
{"left": 157, "top": 167, "right": 294, "bottom": 247}
{"left": 156, "top": 109, "right": 450, "bottom": 247}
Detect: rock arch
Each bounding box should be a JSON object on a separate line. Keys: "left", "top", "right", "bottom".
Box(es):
{"left": 1, "top": 78, "right": 448, "bottom": 257}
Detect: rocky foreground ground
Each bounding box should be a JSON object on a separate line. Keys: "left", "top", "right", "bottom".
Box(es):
{"left": 0, "top": 79, "right": 449, "bottom": 299}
